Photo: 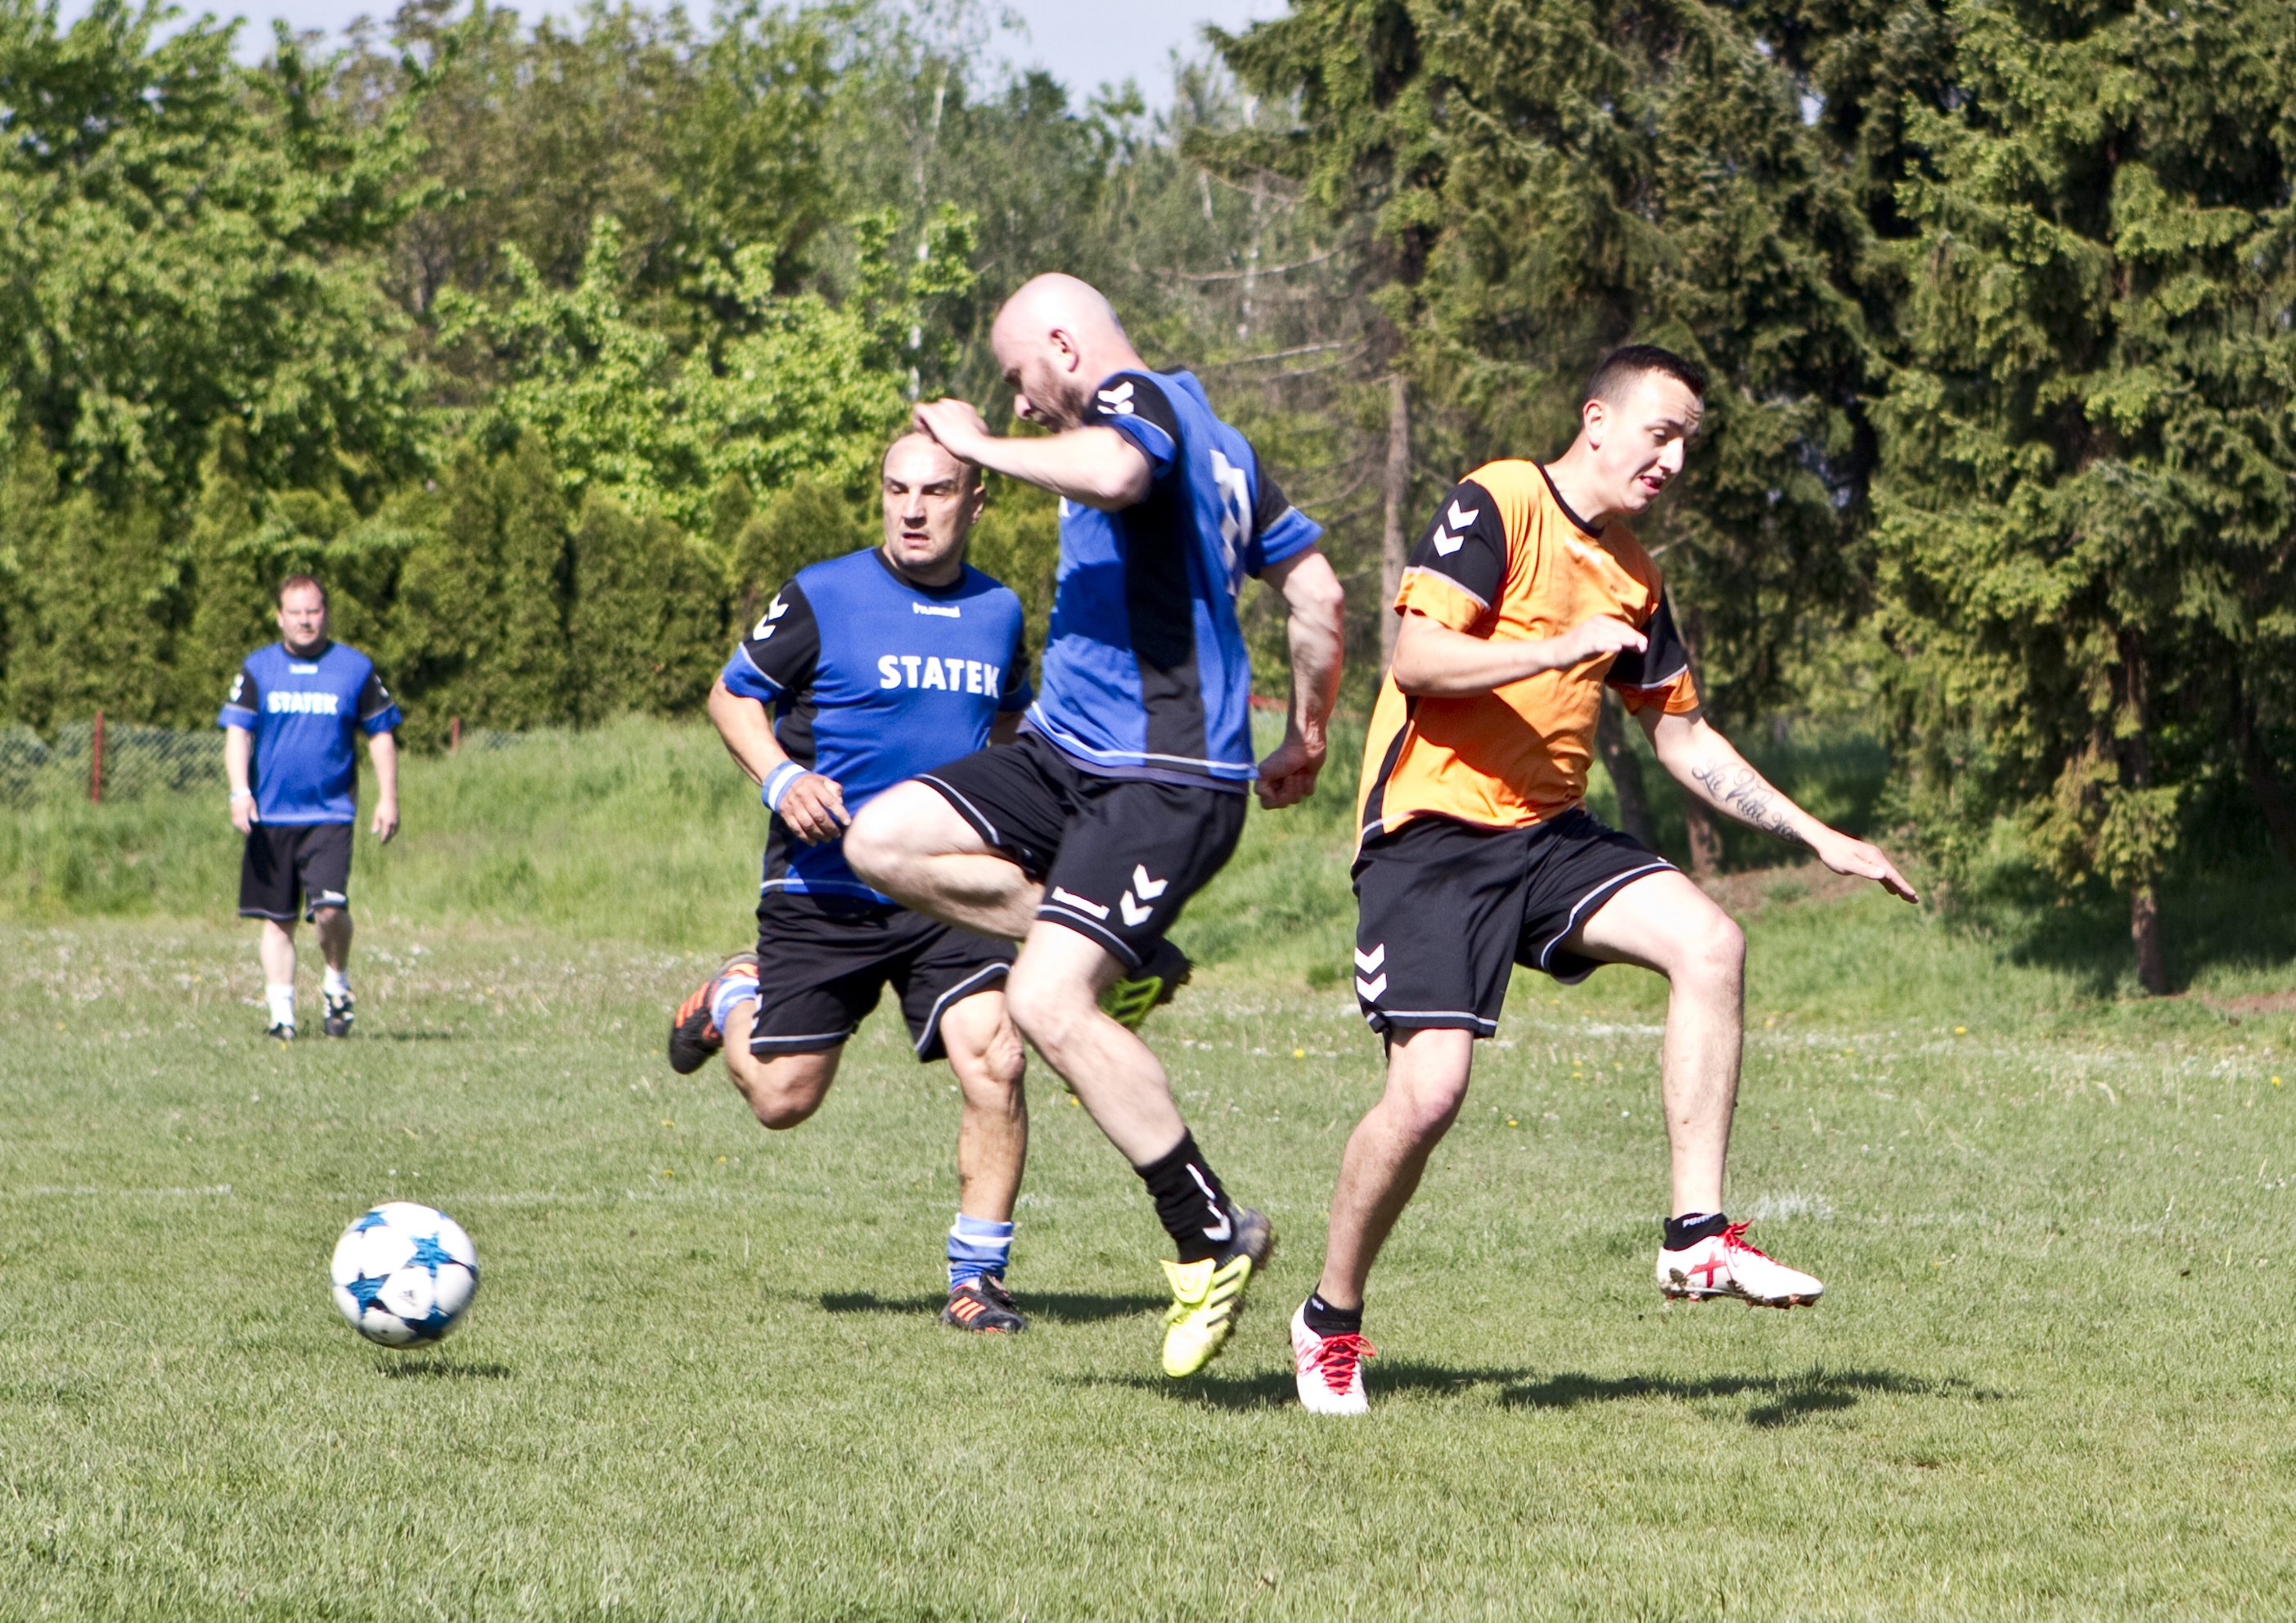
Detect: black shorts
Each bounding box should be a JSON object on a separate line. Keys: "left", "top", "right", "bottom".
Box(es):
{"left": 917, "top": 731, "right": 1248, "bottom": 969}
{"left": 239, "top": 822, "right": 354, "bottom": 923}
{"left": 750, "top": 889, "right": 1014, "bottom": 1063}
{"left": 1352, "top": 809, "right": 1677, "bottom": 1037}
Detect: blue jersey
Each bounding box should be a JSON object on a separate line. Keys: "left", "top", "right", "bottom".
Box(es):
{"left": 217, "top": 641, "right": 402, "bottom": 825}
{"left": 721, "top": 546, "right": 1032, "bottom": 901}
{"left": 1029, "top": 368, "right": 1321, "bottom": 787}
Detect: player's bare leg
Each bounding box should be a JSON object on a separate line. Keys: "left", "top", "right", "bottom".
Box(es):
{"left": 258, "top": 919, "right": 298, "bottom": 1036}
{"left": 938, "top": 989, "right": 1028, "bottom": 1222}
{"left": 1002, "top": 919, "right": 1271, "bottom": 1375}
{"left": 1001, "top": 922, "right": 1182, "bottom": 1162}
{"left": 1563, "top": 870, "right": 1743, "bottom": 1215}
{"left": 844, "top": 785, "right": 1042, "bottom": 941}
{"left": 1565, "top": 870, "right": 1819, "bottom": 1306}
{"left": 1312, "top": 1027, "right": 1474, "bottom": 1312}
{"left": 719, "top": 1006, "right": 840, "bottom": 1130}
{"left": 313, "top": 905, "right": 356, "bottom": 1036}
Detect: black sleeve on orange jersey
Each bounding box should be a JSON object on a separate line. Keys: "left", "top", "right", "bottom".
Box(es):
{"left": 1402, "top": 479, "right": 1507, "bottom": 609}
{"left": 1606, "top": 590, "right": 1693, "bottom": 693}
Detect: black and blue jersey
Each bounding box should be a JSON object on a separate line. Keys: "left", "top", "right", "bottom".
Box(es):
{"left": 1028, "top": 369, "right": 1321, "bottom": 788}
{"left": 216, "top": 641, "right": 402, "bottom": 825}
{"left": 722, "top": 547, "right": 1032, "bottom": 901}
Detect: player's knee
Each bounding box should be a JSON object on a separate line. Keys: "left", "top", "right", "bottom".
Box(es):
{"left": 1002, "top": 963, "right": 1086, "bottom": 1054}
{"left": 1392, "top": 1070, "right": 1470, "bottom": 1142}
{"left": 1680, "top": 910, "right": 1745, "bottom": 989}
{"left": 311, "top": 906, "right": 346, "bottom": 928}
{"left": 730, "top": 1059, "right": 826, "bottom": 1131}
{"left": 840, "top": 798, "right": 906, "bottom": 891}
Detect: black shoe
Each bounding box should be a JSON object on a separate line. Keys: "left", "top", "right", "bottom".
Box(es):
{"left": 940, "top": 1275, "right": 1028, "bottom": 1333}
{"left": 322, "top": 989, "right": 354, "bottom": 1038}
{"left": 264, "top": 1021, "right": 295, "bottom": 1042}
{"left": 1100, "top": 937, "right": 1194, "bottom": 1031}
{"left": 667, "top": 951, "right": 759, "bottom": 1075}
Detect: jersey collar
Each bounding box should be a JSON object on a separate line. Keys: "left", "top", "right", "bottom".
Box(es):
{"left": 1532, "top": 461, "right": 1605, "bottom": 541}
{"left": 872, "top": 544, "right": 969, "bottom": 598}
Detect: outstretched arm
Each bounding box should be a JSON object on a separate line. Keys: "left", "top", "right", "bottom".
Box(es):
{"left": 1643, "top": 708, "right": 1918, "bottom": 902}
{"left": 912, "top": 399, "right": 1150, "bottom": 510}
{"left": 1253, "top": 547, "right": 1345, "bottom": 808}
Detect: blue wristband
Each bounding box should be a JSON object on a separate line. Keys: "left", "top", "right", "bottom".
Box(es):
{"left": 762, "top": 761, "right": 806, "bottom": 813}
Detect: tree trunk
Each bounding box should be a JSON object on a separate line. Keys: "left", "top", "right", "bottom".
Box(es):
{"left": 1682, "top": 798, "right": 1723, "bottom": 879}
{"left": 2130, "top": 882, "right": 2168, "bottom": 996}
{"left": 1596, "top": 691, "right": 1657, "bottom": 849}
{"left": 2235, "top": 693, "right": 2296, "bottom": 869}
{"left": 1379, "top": 373, "right": 1411, "bottom": 662}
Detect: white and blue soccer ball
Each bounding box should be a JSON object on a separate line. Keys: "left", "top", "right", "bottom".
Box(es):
{"left": 330, "top": 1202, "right": 479, "bottom": 1347}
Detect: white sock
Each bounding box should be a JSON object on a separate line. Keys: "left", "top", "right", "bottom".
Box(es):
{"left": 267, "top": 984, "right": 296, "bottom": 1028}
{"left": 323, "top": 965, "right": 350, "bottom": 999}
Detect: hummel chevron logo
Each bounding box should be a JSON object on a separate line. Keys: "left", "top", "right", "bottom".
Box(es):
{"left": 1355, "top": 971, "right": 1389, "bottom": 1001}
{"left": 1050, "top": 886, "right": 1110, "bottom": 921}
{"left": 1096, "top": 381, "right": 1137, "bottom": 417}
{"left": 1429, "top": 500, "right": 1480, "bottom": 557}
{"left": 1188, "top": 1166, "right": 1232, "bottom": 1243}
{"left": 1356, "top": 942, "right": 1389, "bottom": 998}
{"left": 750, "top": 594, "right": 790, "bottom": 640}
{"left": 1447, "top": 499, "right": 1479, "bottom": 530}
{"left": 1120, "top": 865, "right": 1168, "bottom": 927}
{"left": 1354, "top": 943, "right": 1385, "bottom": 973}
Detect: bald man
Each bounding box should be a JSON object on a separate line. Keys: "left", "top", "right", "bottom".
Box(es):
{"left": 669, "top": 433, "right": 1035, "bottom": 1335}
{"left": 844, "top": 273, "right": 1347, "bottom": 1381}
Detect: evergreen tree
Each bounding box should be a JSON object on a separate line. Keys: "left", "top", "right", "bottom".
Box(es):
{"left": 566, "top": 490, "right": 725, "bottom": 722}
{"left": 1874, "top": 0, "right": 2296, "bottom": 991}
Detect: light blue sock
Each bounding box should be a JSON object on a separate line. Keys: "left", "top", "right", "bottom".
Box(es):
{"left": 709, "top": 969, "right": 757, "bottom": 1031}
{"left": 947, "top": 1214, "right": 1014, "bottom": 1290}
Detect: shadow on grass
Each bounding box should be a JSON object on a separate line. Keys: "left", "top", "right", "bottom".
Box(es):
{"left": 376, "top": 1357, "right": 512, "bottom": 1379}
{"left": 1070, "top": 1360, "right": 1533, "bottom": 1412}
{"left": 1503, "top": 1366, "right": 1999, "bottom": 1427}
{"left": 817, "top": 1290, "right": 1162, "bottom": 1326}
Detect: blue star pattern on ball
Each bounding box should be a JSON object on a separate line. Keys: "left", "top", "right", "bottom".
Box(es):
{"left": 330, "top": 1203, "right": 480, "bottom": 1348}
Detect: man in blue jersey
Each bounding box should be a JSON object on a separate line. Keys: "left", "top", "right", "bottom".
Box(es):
{"left": 666, "top": 432, "right": 1036, "bottom": 1333}
{"left": 218, "top": 575, "right": 403, "bottom": 1040}
{"left": 844, "top": 273, "right": 1346, "bottom": 1379}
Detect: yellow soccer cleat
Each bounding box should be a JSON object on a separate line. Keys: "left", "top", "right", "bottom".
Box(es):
{"left": 1159, "top": 1205, "right": 1272, "bottom": 1378}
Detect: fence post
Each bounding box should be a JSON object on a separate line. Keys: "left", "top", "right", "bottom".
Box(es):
{"left": 449, "top": 716, "right": 461, "bottom": 753}
{"left": 90, "top": 710, "right": 104, "bottom": 804}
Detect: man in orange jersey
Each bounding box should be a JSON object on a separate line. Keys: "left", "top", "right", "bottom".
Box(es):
{"left": 1289, "top": 345, "right": 1918, "bottom": 1415}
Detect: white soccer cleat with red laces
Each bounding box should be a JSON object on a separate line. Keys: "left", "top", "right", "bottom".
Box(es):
{"left": 1657, "top": 1221, "right": 1822, "bottom": 1307}
{"left": 1290, "top": 1303, "right": 1376, "bottom": 1416}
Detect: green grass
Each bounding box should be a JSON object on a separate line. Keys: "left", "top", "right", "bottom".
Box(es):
{"left": 4, "top": 724, "right": 2296, "bottom": 1617}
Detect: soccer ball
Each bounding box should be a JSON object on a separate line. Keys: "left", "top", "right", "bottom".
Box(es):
{"left": 329, "top": 1202, "right": 479, "bottom": 1347}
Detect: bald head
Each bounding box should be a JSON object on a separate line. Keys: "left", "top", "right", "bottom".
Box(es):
{"left": 989, "top": 273, "right": 1144, "bottom": 431}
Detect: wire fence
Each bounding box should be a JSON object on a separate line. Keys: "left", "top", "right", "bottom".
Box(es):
{"left": 0, "top": 717, "right": 525, "bottom": 808}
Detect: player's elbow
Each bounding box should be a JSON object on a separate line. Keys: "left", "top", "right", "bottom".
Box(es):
{"left": 1287, "top": 560, "right": 1346, "bottom": 632}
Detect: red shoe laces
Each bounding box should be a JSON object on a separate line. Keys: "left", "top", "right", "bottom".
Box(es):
{"left": 1721, "top": 1221, "right": 1768, "bottom": 1258}
{"left": 1306, "top": 1333, "right": 1377, "bottom": 1392}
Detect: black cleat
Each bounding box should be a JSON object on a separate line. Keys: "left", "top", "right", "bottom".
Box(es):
{"left": 264, "top": 1022, "right": 295, "bottom": 1043}
{"left": 940, "top": 1275, "right": 1028, "bottom": 1333}
{"left": 667, "top": 951, "right": 758, "bottom": 1075}
{"left": 1100, "top": 937, "right": 1194, "bottom": 1032}
{"left": 322, "top": 989, "right": 355, "bottom": 1038}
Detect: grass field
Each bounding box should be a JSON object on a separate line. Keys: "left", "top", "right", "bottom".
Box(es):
{"left": 4, "top": 723, "right": 2294, "bottom": 1618}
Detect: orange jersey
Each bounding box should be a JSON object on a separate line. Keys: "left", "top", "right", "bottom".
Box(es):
{"left": 1356, "top": 460, "right": 1700, "bottom": 847}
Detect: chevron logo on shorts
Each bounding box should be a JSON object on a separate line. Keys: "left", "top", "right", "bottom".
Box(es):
{"left": 1354, "top": 942, "right": 1388, "bottom": 1001}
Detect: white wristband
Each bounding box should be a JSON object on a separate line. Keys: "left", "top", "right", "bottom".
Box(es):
{"left": 229, "top": 789, "right": 253, "bottom": 802}
{"left": 762, "top": 762, "right": 806, "bottom": 813}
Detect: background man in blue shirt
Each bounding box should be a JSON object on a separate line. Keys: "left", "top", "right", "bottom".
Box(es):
{"left": 218, "top": 574, "right": 403, "bottom": 1039}
{"left": 845, "top": 274, "right": 1347, "bottom": 1380}
{"left": 666, "top": 433, "right": 1037, "bottom": 1334}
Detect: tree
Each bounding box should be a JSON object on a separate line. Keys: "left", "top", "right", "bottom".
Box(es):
{"left": 566, "top": 489, "right": 725, "bottom": 722}
{"left": 0, "top": 0, "right": 425, "bottom": 508}
{"left": 1874, "top": 0, "right": 2296, "bottom": 991}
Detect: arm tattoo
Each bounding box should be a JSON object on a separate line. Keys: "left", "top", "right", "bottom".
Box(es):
{"left": 1690, "top": 758, "right": 1812, "bottom": 849}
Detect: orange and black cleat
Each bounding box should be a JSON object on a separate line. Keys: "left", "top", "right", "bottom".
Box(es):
{"left": 940, "top": 1275, "right": 1027, "bottom": 1333}
{"left": 667, "top": 951, "right": 759, "bottom": 1075}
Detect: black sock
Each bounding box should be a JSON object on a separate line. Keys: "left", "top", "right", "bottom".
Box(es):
{"left": 1134, "top": 1131, "right": 1232, "bottom": 1263}
{"left": 1663, "top": 1211, "right": 1729, "bottom": 1250}
{"left": 1302, "top": 1292, "right": 1362, "bottom": 1338}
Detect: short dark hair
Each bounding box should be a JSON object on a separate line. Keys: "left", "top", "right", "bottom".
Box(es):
{"left": 1581, "top": 344, "right": 1708, "bottom": 410}
{"left": 278, "top": 573, "right": 327, "bottom": 606}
